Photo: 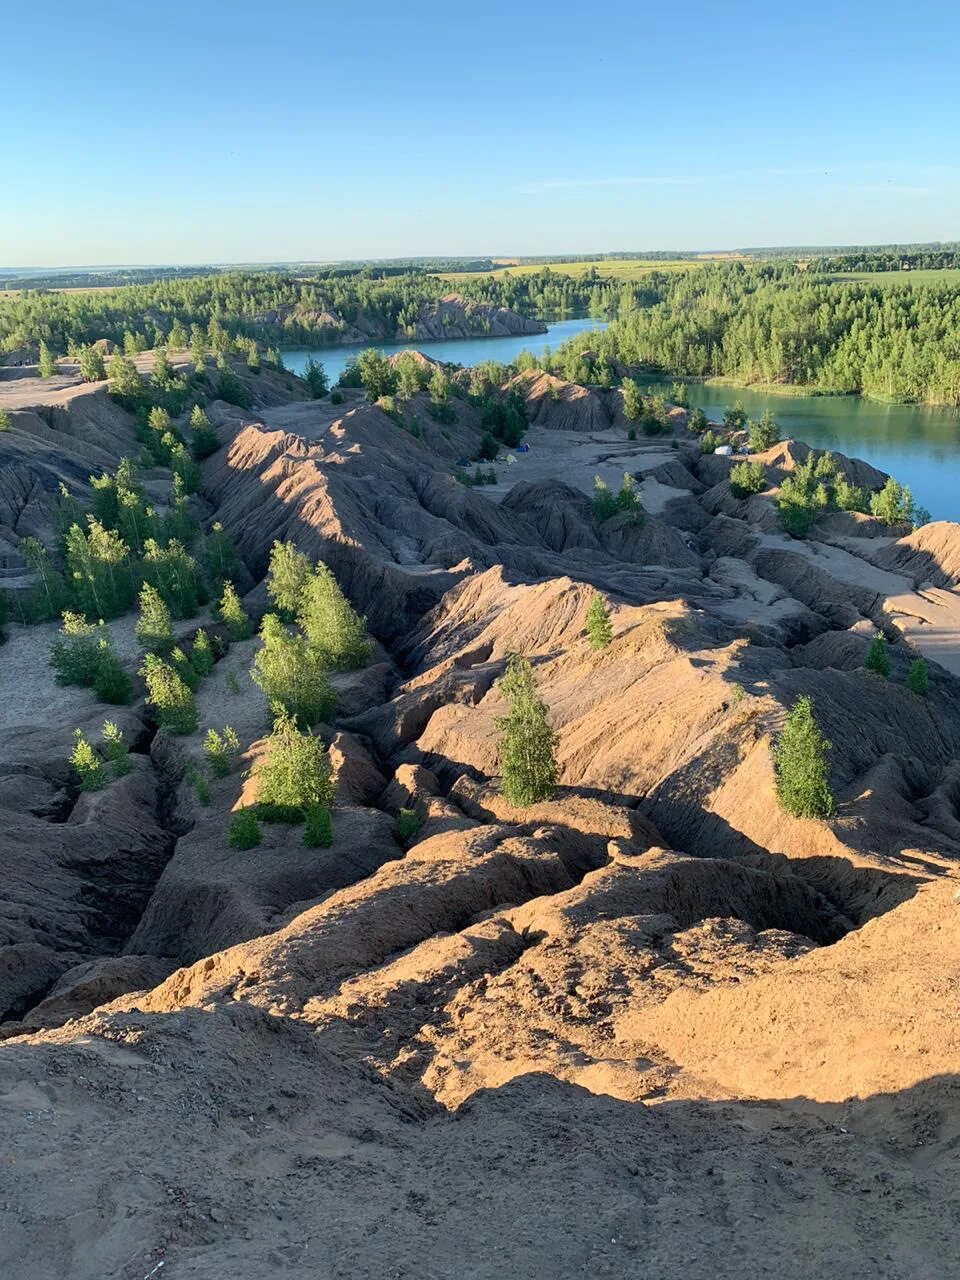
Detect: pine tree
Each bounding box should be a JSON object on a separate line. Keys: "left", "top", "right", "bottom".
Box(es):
{"left": 865, "top": 633, "right": 891, "bottom": 678}
{"left": 296, "top": 563, "right": 371, "bottom": 670}
{"left": 303, "top": 357, "right": 328, "bottom": 398}
{"left": 217, "top": 581, "right": 252, "bottom": 640}
{"left": 107, "top": 353, "right": 142, "bottom": 402}
{"left": 748, "top": 409, "right": 780, "bottom": 452}
{"left": 189, "top": 404, "right": 219, "bottom": 458}
{"left": 266, "top": 540, "right": 311, "bottom": 619}
{"left": 78, "top": 345, "right": 106, "bottom": 382}
{"left": 70, "top": 729, "right": 105, "bottom": 791}
{"left": 136, "top": 584, "right": 174, "bottom": 653}
{"left": 584, "top": 592, "right": 613, "bottom": 650}
{"left": 37, "top": 341, "right": 58, "bottom": 378}
{"left": 621, "top": 378, "right": 643, "bottom": 422}
{"left": 907, "top": 656, "right": 929, "bottom": 695}
{"left": 774, "top": 695, "right": 835, "bottom": 819}
{"left": 495, "top": 654, "right": 558, "bottom": 807}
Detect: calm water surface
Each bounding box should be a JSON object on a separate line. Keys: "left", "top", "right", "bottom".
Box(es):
{"left": 280, "top": 317, "right": 608, "bottom": 385}
{"left": 282, "top": 321, "right": 960, "bottom": 521}
{"left": 644, "top": 380, "right": 960, "bottom": 522}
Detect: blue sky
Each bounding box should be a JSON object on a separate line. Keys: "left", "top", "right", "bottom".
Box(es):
{"left": 5, "top": 0, "right": 959, "bottom": 265}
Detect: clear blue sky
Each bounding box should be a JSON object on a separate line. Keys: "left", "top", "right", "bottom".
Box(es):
{"left": 6, "top": 0, "right": 959, "bottom": 266}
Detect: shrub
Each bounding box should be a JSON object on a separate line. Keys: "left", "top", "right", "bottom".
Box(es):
{"left": 495, "top": 654, "right": 558, "bottom": 807}
{"left": 834, "top": 477, "right": 868, "bottom": 513}
{"left": 722, "top": 401, "right": 748, "bottom": 432}
{"left": 584, "top": 592, "right": 612, "bottom": 650}
{"left": 700, "top": 429, "right": 721, "bottom": 454}
{"left": 688, "top": 407, "right": 708, "bottom": 435}
{"left": 203, "top": 725, "right": 240, "bottom": 777}
{"left": 297, "top": 563, "right": 371, "bottom": 670}
{"left": 266, "top": 540, "right": 311, "bottom": 619}
{"left": 0, "top": 407, "right": 10, "bottom": 432}
{"left": 229, "top": 808, "right": 261, "bottom": 849}
{"left": 907, "top": 656, "right": 929, "bottom": 695}
{"left": 396, "top": 807, "right": 421, "bottom": 842}
{"left": 255, "top": 712, "right": 335, "bottom": 818}
{"left": 191, "top": 629, "right": 214, "bottom": 677}
{"left": 303, "top": 803, "right": 333, "bottom": 848}
{"left": 92, "top": 641, "right": 134, "bottom": 704}
{"left": 217, "top": 581, "right": 252, "bottom": 640}
{"left": 864, "top": 633, "right": 891, "bottom": 679}
{"left": 186, "top": 764, "right": 211, "bottom": 805}
{"left": 78, "top": 346, "right": 106, "bottom": 383}
{"left": 136, "top": 584, "right": 174, "bottom": 653}
{"left": 303, "top": 357, "right": 328, "bottom": 398}
{"left": 140, "top": 653, "right": 199, "bottom": 734}
{"left": 729, "top": 461, "right": 765, "bottom": 498}
{"left": 226, "top": 670, "right": 241, "bottom": 695}
{"left": 51, "top": 613, "right": 102, "bottom": 685}
{"left": 870, "top": 477, "right": 919, "bottom": 528}
{"left": 170, "top": 646, "right": 200, "bottom": 690}
{"left": 251, "top": 614, "right": 336, "bottom": 726}
{"left": 478, "top": 432, "right": 499, "bottom": 461}
{"left": 70, "top": 729, "right": 105, "bottom": 791}
{"left": 215, "top": 366, "right": 252, "bottom": 409}
{"left": 330, "top": 389, "right": 343, "bottom": 406}
{"left": 774, "top": 695, "right": 834, "bottom": 819}
{"left": 592, "top": 476, "right": 618, "bottom": 522}
{"left": 615, "top": 473, "right": 644, "bottom": 523}
{"left": 102, "top": 720, "right": 132, "bottom": 777}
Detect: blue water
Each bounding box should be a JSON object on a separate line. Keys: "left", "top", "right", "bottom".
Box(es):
{"left": 280, "top": 317, "right": 609, "bottom": 386}
{"left": 283, "top": 318, "right": 960, "bottom": 521}
{"left": 642, "top": 379, "right": 960, "bottom": 522}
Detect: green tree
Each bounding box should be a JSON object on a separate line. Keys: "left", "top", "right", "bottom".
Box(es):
{"left": 729, "top": 460, "right": 766, "bottom": 498}
{"left": 142, "top": 538, "right": 201, "bottom": 618}
{"left": 266, "top": 539, "right": 311, "bottom": 619}
{"left": 217, "top": 581, "right": 252, "bottom": 640}
{"left": 78, "top": 345, "right": 106, "bottom": 382}
{"left": 621, "top": 378, "right": 643, "bottom": 422}
{"left": 136, "top": 583, "right": 174, "bottom": 653}
{"left": 870, "top": 477, "right": 917, "bottom": 528}
{"left": 748, "top": 409, "right": 779, "bottom": 452}
{"left": 864, "top": 633, "right": 891, "bottom": 678}
{"left": 255, "top": 711, "right": 335, "bottom": 820}
{"left": 37, "top": 341, "right": 58, "bottom": 378}
{"left": 356, "top": 348, "right": 396, "bottom": 400}
{"left": 907, "top": 656, "right": 929, "bottom": 695}
{"left": 188, "top": 403, "right": 219, "bottom": 458}
{"left": 51, "top": 612, "right": 102, "bottom": 685}
{"left": 251, "top": 614, "right": 336, "bottom": 726}
{"left": 19, "top": 536, "right": 68, "bottom": 621}
{"left": 0, "top": 407, "right": 10, "bottom": 431}
{"left": 107, "top": 353, "right": 143, "bottom": 402}
{"left": 296, "top": 563, "right": 371, "bottom": 670}
{"left": 92, "top": 639, "right": 133, "bottom": 704}
{"left": 584, "top": 592, "right": 613, "bottom": 650}
{"left": 140, "top": 653, "right": 199, "bottom": 733}
{"left": 70, "top": 730, "right": 105, "bottom": 791}
{"left": 428, "top": 365, "right": 451, "bottom": 403}
{"left": 303, "top": 356, "right": 329, "bottom": 398}
{"left": 191, "top": 628, "right": 214, "bottom": 677}
{"left": 774, "top": 695, "right": 835, "bottom": 819}
{"left": 592, "top": 475, "right": 618, "bottom": 522}
{"left": 495, "top": 654, "right": 558, "bottom": 807}
{"left": 65, "top": 518, "right": 135, "bottom": 618}
{"left": 722, "top": 401, "right": 748, "bottom": 433}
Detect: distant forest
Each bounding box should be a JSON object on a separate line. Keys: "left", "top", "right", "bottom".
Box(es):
{"left": 0, "top": 268, "right": 646, "bottom": 356}
{"left": 551, "top": 261, "right": 960, "bottom": 405}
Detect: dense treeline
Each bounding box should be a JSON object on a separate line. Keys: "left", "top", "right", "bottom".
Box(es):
{"left": 809, "top": 247, "right": 960, "bottom": 273}
{"left": 0, "top": 268, "right": 644, "bottom": 358}
{"left": 552, "top": 262, "right": 960, "bottom": 404}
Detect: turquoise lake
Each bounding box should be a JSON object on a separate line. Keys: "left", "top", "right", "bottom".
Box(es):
{"left": 282, "top": 320, "right": 960, "bottom": 521}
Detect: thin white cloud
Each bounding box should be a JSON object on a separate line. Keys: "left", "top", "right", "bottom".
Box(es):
{"left": 515, "top": 175, "right": 703, "bottom": 194}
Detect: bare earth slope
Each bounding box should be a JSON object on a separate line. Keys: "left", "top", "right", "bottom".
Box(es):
{"left": 1, "top": 365, "right": 959, "bottom": 1279}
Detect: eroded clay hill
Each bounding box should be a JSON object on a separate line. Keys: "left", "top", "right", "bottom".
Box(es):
{"left": 1, "top": 360, "right": 959, "bottom": 1280}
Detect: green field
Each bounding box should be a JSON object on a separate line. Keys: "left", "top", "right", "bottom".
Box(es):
{"left": 440, "top": 256, "right": 741, "bottom": 282}
{"left": 831, "top": 268, "right": 960, "bottom": 287}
